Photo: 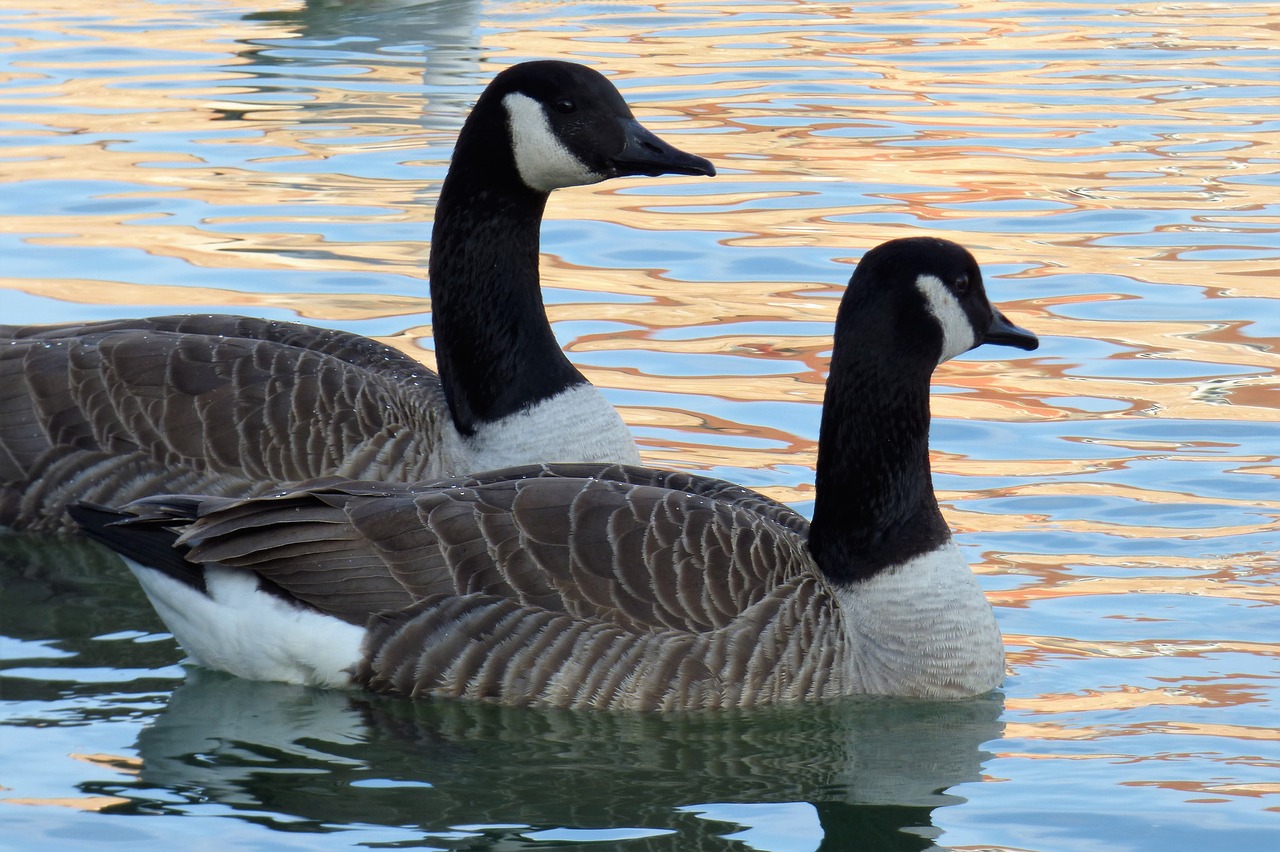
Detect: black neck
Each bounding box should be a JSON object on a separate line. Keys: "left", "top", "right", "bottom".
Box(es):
{"left": 428, "top": 160, "right": 586, "bottom": 436}
{"left": 807, "top": 312, "right": 951, "bottom": 584}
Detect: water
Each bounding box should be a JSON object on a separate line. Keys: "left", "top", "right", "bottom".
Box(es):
{"left": 1, "top": 0, "right": 1277, "bottom": 848}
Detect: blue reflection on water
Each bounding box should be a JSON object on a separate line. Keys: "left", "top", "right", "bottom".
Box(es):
{"left": 2, "top": 0, "right": 1278, "bottom": 850}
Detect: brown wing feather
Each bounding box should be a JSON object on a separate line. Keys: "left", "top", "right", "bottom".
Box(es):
{"left": 164, "top": 473, "right": 814, "bottom": 636}
{"left": 0, "top": 315, "right": 447, "bottom": 532}
{"left": 436, "top": 462, "right": 810, "bottom": 538}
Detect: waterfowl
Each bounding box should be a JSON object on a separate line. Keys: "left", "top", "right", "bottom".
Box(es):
{"left": 0, "top": 60, "right": 714, "bottom": 534}
{"left": 72, "top": 237, "right": 1039, "bottom": 711}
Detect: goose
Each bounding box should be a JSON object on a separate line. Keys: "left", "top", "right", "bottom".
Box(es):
{"left": 72, "top": 237, "right": 1040, "bottom": 711}
{"left": 0, "top": 60, "right": 715, "bottom": 534}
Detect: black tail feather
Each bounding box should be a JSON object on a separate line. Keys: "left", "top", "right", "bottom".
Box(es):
{"left": 68, "top": 502, "right": 207, "bottom": 594}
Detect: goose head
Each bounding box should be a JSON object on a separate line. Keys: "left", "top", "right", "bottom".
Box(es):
{"left": 812, "top": 237, "right": 1038, "bottom": 583}
{"left": 453, "top": 60, "right": 716, "bottom": 194}
{"left": 426, "top": 61, "right": 715, "bottom": 446}
{"left": 841, "top": 236, "right": 1039, "bottom": 368}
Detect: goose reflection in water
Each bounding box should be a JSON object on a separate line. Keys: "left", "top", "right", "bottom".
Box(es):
{"left": 233, "top": 0, "right": 483, "bottom": 130}
{"left": 119, "top": 668, "right": 1003, "bottom": 850}
{"left": 2, "top": 539, "right": 1003, "bottom": 849}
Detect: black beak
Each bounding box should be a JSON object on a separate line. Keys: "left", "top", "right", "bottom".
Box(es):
{"left": 611, "top": 119, "right": 716, "bottom": 178}
{"left": 983, "top": 309, "right": 1039, "bottom": 351}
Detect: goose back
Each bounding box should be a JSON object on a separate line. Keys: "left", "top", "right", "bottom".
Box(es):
{"left": 0, "top": 315, "right": 448, "bottom": 531}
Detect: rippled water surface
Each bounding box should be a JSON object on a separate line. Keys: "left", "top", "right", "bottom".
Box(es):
{"left": 2, "top": 1, "right": 1277, "bottom": 849}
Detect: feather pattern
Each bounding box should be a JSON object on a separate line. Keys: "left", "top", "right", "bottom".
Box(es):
{"left": 0, "top": 316, "right": 446, "bottom": 530}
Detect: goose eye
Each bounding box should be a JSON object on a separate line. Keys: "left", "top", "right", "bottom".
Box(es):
{"left": 954, "top": 274, "right": 971, "bottom": 296}
{"left": 553, "top": 97, "right": 576, "bottom": 115}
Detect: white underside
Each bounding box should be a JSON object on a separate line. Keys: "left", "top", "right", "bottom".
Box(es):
{"left": 834, "top": 541, "right": 1005, "bottom": 698}
{"left": 436, "top": 382, "right": 641, "bottom": 477}
{"left": 125, "top": 558, "right": 365, "bottom": 689}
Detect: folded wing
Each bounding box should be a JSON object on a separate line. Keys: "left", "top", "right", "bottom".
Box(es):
{"left": 0, "top": 315, "right": 447, "bottom": 531}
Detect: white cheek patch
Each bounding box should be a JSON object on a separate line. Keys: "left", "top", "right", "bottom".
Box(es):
{"left": 503, "top": 92, "right": 603, "bottom": 192}
{"left": 915, "top": 274, "right": 976, "bottom": 363}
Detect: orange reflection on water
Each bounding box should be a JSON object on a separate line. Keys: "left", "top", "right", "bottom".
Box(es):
{"left": 0, "top": 4, "right": 1278, "bottom": 847}
{"left": 1003, "top": 720, "right": 1280, "bottom": 746}
{"left": 0, "top": 795, "right": 132, "bottom": 811}
{"left": 1005, "top": 635, "right": 1279, "bottom": 669}
{"left": 1123, "top": 780, "right": 1280, "bottom": 799}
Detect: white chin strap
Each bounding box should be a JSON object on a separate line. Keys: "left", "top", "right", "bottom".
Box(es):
{"left": 504, "top": 92, "right": 603, "bottom": 192}
{"left": 915, "top": 274, "right": 977, "bottom": 363}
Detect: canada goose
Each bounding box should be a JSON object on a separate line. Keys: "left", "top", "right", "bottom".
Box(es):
{"left": 0, "top": 60, "right": 715, "bottom": 533}
{"left": 72, "top": 237, "right": 1040, "bottom": 711}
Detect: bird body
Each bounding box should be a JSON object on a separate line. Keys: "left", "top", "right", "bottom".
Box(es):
{"left": 76, "top": 237, "right": 1039, "bottom": 711}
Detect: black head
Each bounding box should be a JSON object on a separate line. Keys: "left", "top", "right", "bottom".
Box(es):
{"left": 461, "top": 60, "right": 715, "bottom": 194}
{"left": 839, "top": 237, "right": 1039, "bottom": 366}
{"left": 810, "top": 238, "right": 1038, "bottom": 583}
